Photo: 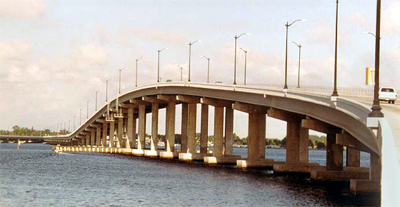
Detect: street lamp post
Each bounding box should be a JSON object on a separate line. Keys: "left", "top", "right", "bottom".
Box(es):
{"left": 284, "top": 19, "right": 306, "bottom": 90}
{"left": 177, "top": 65, "right": 183, "bottom": 82}
{"left": 157, "top": 48, "right": 168, "bottom": 83}
{"left": 188, "top": 40, "right": 201, "bottom": 82}
{"left": 240, "top": 48, "right": 248, "bottom": 85}
{"left": 86, "top": 100, "right": 90, "bottom": 119}
{"left": 73, "top": 115, "right": 76, "bottom": 130}
{"left": 332, "top": 0, "right": 339, "bottom": 96}
{"left": 80, "top": 109, "right": 82, "bottom": 125}
{"left": 290, "top": 41, "right": 302, "bottom": 88}
{"left": 234, "top": 33, "right": 250, "bottom": 85}
{"left": 201, "top": 56, "right": 210, "bottom": 83}
{"left": 369, "top": 0, "right": 384, "bottom": 117}
{"left": 136, "top": 57, "right": 144, "bottom": 87}
{"left": 115, "top": 69, "right": 124, "bottom": 118}
{"left": 95, "top": 91, "right": 98, "bottom": 111}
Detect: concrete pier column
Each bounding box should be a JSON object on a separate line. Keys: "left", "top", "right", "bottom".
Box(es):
{"left": 286, "top": 121, "right": 300, "bottom": 164}
{"left": 166, "top": 102, "right": 176, "bottom": 152}
{"left": 102, "top": 122, "right": 108, "bottom": 146}
{"left": 132, "top": 117, "right": 137, "bottom": 148}
{"left": 116, "top": 117, "right": 123, "bottom": 148}
{"left": 369, "top": 153, "right": 381, "bottom": 180}
{"left": 200, "top": 104, "right": 209, "bottom": 153}
{"left": 259, "top": 114, "right": 266, "bottom": 159}
{"left": 285, "top": 119, "right": 309, "bottom": 164}
{"left": 248, "top": 113, "right": 262, "bottom": 161}
{"left": 109, "top": 120, "right": 115, "bottom": 147}
{"left": 86, "top": 134, "right": 90, "bottom": 146}
{"left": 126, "top": 108, "right": 134, "bottom": 149}
{"left": 96, "top": 126, "right": 101, "bottom": 146}
{"left": 299, "top": 127, "right": 309, "bottom": 163}
{"left": 224, "top": 107, "right": 234, "bottom": 156}
{"left": 90, "top": 130, "right": 95, "bottom": 146}
{"left": 138, "top": 105, "right": 146, "bottom": 150}
{"left": 150, "top": 103, "right": 159, "bottom": 151}
{"left": 346, "top": 148, "right": 360, "bottom": 167}
{"left": 213, "top": 106, "right": 224, "bottom": 157}
{"left": 181, "top": 103, "right": 188, "bottom": 152}
{"left": 326, "top": 133, "right": 343, "bottom": 171}
{"left": 187, "top": 103, "right": 197, "bottom": 154}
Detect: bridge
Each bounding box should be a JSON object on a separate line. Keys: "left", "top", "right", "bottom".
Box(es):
{"left": 0, "top": 134, "right": 71, "bottom": 144}
{"left": 45, "top": 82, "right": 397, "bottom": 203}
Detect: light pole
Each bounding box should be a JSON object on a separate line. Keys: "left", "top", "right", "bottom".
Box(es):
{"left": 177, "top": 65, "right": 183, "bottom": 82}
{"left": 188, "top": 40, "right": 201, "bottom": 82}
{"left": 284, "top": 19, "right": 306, "bottom": 90}
{"left": 118, "top": 69, "right": 124, "bottom": 94}
{"left": 201, "top": 56, "right": 210, "bottom": 83}
{"left": 86, "top": 100, "right": 90, "bottom": 119}
{"left": 105, "top": 79, "right": 110, "bottom": 103}
{"left": 234, "top": 33, "right": 250, "bottom": 85}
{"left": 369, "top": 0, "right": 383, "bottom": 117}
{"left": 332, "top": 0, "right": 339, "bottom": 96}
{"left": 290, "top": 41, "right": 302, "bottom": 88}
{"left": 73, "top": 115, "right": 76, "bottom": 130}
{"left": 95, "top": 91, "right": 98, "bottom": 111}
{"left": 240, "top": 48, "right": 248, "bottom": 85}
{"left": 79, "top": 109, "right": 82, "bottom": 125}
{"left": 135, "top": 57, "right": 144, "bottom": 87}
{"left": 115, "top": 69, "right": 124, "bottom": 118}
{"left": 157, "top": 48, "right": 168, "bottom": 83}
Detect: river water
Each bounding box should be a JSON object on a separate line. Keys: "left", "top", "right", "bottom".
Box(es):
{"left": 0, "top": 143, "right": 379, "bottom": 206}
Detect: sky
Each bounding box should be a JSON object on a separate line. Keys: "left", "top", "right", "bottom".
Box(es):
{"left": 1, "top": 0, "right": 399, "bottom": 139}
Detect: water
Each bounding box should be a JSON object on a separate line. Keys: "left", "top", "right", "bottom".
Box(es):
{"left": 0, "top": 144, "right": 379, "bottom": 206}
{"left": 233, "top": 148, "right": 371, "bottom": 167}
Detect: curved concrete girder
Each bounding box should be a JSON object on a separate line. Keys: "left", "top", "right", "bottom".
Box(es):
{"left": 69, "top": 84, "right": 378, "bottom": 155}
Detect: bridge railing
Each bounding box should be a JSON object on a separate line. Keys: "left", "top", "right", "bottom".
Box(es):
{"left": 379, "top": 118, "right": 400, "bottom": 206}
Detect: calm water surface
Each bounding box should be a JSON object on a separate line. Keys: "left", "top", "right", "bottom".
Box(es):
{"left": 0, "top": 144, "right": 379, "bottom": 206}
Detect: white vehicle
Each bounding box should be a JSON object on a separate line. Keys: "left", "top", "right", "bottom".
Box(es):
{"left": 379, "top": 87, "right": 398, "bottom": 104}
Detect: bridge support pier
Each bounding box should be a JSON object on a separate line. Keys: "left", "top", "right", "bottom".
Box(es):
{"left": 90, "top": 130, "right": 95, "bottom": 148}
{"left": 160, "top": 102, "right": 177, "bottom": 159}
{"left": 237, "top": 113, "right": 274, "bottom": 168}
{"left": 109, "top": 119, "right": 115, "bottom": 148}
{"left": 132, "top": 105, "right": 145, "bottom": 156}
{"left": 200, "top": 104, "right": 209, "bottom": 154}
{"left": 181, "top": 103, "right": 188, "bottom": 153}
{"left": 346, "top": 148, "right": 360, "bottom": 167}
{"left": 202, "top": 99, "right": 239, "bottom": 164}
{"left": 273, "top": 117, "right": 319, "bottom": 172}
{"left": 85, "top": 134, "right": 89, "bottom": 147}
{"left": 102, "top": 122, "right": 108, "bottom": 147}
{"left": 179, "top": 103, "right": 197, "bottom": 161}
{"left": 145, "top": 103, "right": 159, "bottom": 157}
{"left": 310, "top": 130, "right": 370, "bottom": 183}
{"left": 126, "top": 108, "right": 134, "bottom": 150}
{"left": 96, "top": 126, "right": 101, "bottom": 147}
{"left": 116, "top": 117, "right": 123, "bottom": 148}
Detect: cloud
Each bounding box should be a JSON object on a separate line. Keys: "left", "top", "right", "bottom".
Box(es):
{"left": 349, "top": 12, "right": 369, "bottom": 27}
{"left": 132, "top": 27, "right": 188, "bottom": 45}
{"left": 0, "top": 0, "right": 47, "bottom": 19}
{"left": 382, "top": 1, "right": 400, "bottom": 37}
{"left": 0, "top": 40, "right": 32, "bottom": 61}
{"left": 72, "top": 44, "right": 111, "bottom": 66}
{"left": 305, "top": 19, "right": 350, "bottom": 46}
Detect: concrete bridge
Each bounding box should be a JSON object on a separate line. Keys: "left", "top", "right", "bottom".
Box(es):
{"left": 0, "top": 134, "right": 71, "bottom": 144}
{"left": 49, "top": 82, "right": 398, "bottom": 203}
